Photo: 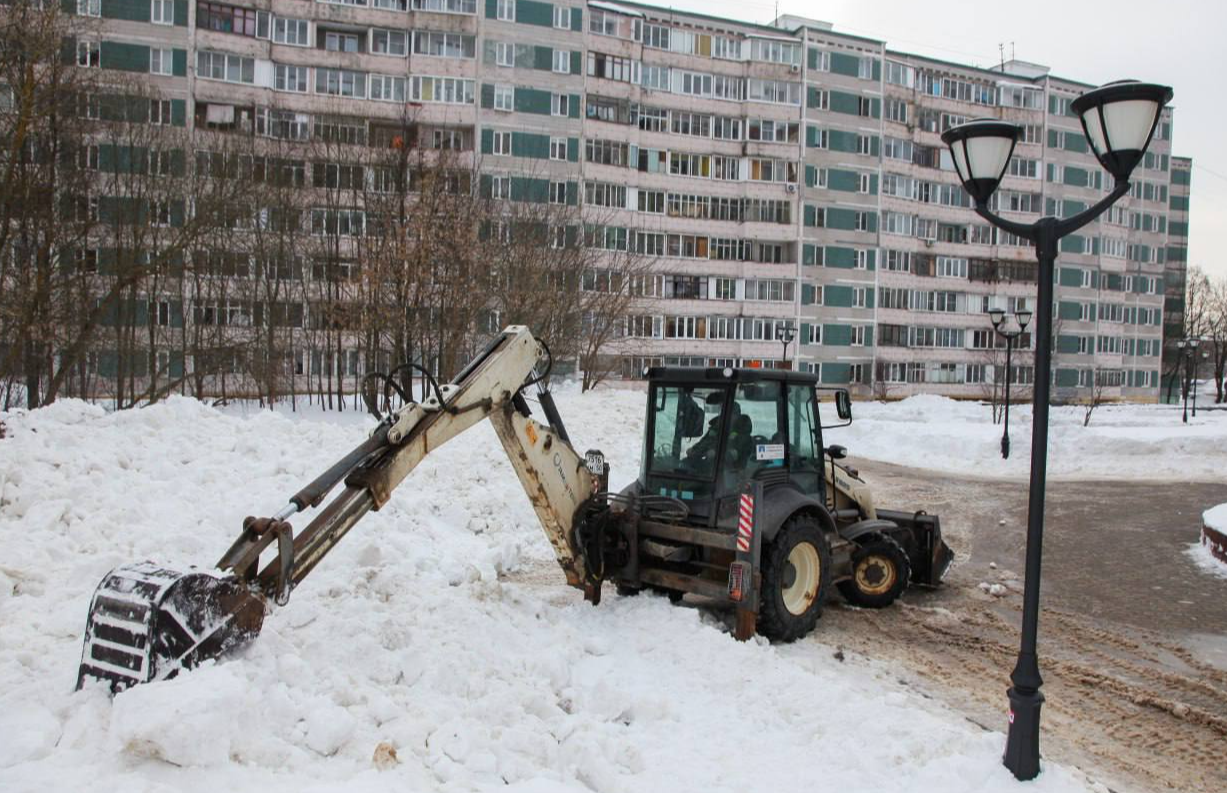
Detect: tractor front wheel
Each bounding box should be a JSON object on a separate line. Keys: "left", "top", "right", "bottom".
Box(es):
{"left": 837, "top": 535, "right": 911, "bottom": 609}
{"left": 757, "top": 516, "right": 832, "bottom": 642}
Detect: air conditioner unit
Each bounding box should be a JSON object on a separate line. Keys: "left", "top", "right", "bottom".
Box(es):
{"left": 790, "top": 64, "right": 801, "bottom": 74}
{"left": 786, "top": 183, "right": 797, "bottom": 193}
{"left": 924, "top": 239, "right": 934, "bottom": 248}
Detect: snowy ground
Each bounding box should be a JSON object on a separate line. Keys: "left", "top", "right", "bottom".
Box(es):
{"left": 4, "top": 384, "right": 1213, "bottom": 792}
{"left": 833, "top": 394, "right": 1227, "bottom": 481}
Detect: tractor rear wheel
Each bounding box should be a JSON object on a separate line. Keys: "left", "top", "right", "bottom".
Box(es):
{"left": 837, "top": 535, "right": 911, "bottom": 609}
{"left": 757, "top": 516, "right": 832, "bottom": 642}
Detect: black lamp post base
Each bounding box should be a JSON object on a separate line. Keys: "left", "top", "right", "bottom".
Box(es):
{"left": 1003, "top": 686, "right": 1045, "bottom": 780}
{"left": 1001, "top": 434, "right": 1011, "bottom": 460}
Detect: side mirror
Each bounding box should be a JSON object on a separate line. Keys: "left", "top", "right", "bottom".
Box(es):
{"left": 834, "top": 389, "right": 852, "bottom": 421}
{"left": 827, "top": 444, "right": 847, "bottom": 460}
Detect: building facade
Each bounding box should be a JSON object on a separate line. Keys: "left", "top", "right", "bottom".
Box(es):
{"left": 62, "top": 0, "right": 1189, "bottom": 400}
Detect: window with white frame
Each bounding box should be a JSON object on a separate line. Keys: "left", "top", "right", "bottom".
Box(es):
{"left": 496, "top": 0, "right": 514, "bottom": 21}
{"left": 273, "top": 17, "right": 310, "bottom": 45}
{"left": 551, "top": 93, "right": 569, "bottom": 116}
{"left": 553, "top": 6, "right": 570, "bottom": 28}
{"left": 151, "top": 0, "right": 172, "bottom": 23}
{"left": 549, "top": 137, "right": 567, "bottom": 160}
{"left": 851, "top": 325, "right": 867, "bottom": 345}
{"left": 856, "top": 249, "right": 872, "bottom": 269}
{"left": 494, "top": 84, "right": 513, "bottom": 110}
{"left": 553, "top": 50, "right": 570, "bottom": 73}
{"left": 78, "top": 0, "right": 100, "bottom": 17}
{"left": 549, "top": 181, "right": 567, "bottom": 204}
{"left": 413, "top": 30, "right": 474, "bottom": 58}
{"left": 150, "top": 48, "right": 172, "bottom": 76}
{"left": 150, "top": 98, "right": 172, "bottom": 125}
{"left": 197, "top": 51, "right": 254, "bottom": 84}
{"left": 275, "top": 63, "right": 309, "bottom": 92}
{"left": 77, "top": 40, "right": 100, "bottom": 68}
{"left": 372, "top": 29, "right": 408, "bottom": 56}
{"left": 495, "top": 41, "right": 514, "bottom": 66}
{"left": 369, "top": 74, "right": 406, "bottom": 102}
{"left": 492, "top": 131, "right": 511, "bottom": 155}
{"left": 851, "top": 288, "right": 868, "bottom": 308}
{"left": 316, "top": 68, "right": 366, "bottom": 98}
{"left": 490, "top": 175, "right": 510, "bottom": 199}
{"left": 858, "top": 173, "right": 872, "bottom": 193}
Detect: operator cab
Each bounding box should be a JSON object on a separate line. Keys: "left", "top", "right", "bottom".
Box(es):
{"left": 640, "top": 367, "right": 851, "bottom": 523}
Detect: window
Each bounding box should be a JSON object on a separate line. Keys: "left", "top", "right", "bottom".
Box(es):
{"left": 493, "top": 130, "right": 511, "bottom": 155}
{"left": 549, "top": 181, "right": 567, "bottom": 204}
{"left": 150, "top": 99, "right": 172, "bottom": 125}
{"left": 325, "top": 32, "right": 361, "bottom": 52}
{"left": 273, "top": 17, "right": 310, "bottom": 45}
{"left": 494, "top": 84, "right": 513, "bottom": 110}
{"left": 149, "top": 48, "right": 172, "bottom": 75}
{"left": 197, "top": 51, "right": 255, "bottom": 84}
{"left": 315, "top": 68, "right": 366, "bottom": 98}
{"left": 550, "top": 137, "right": 567, "bottom": 160}
{"left": 495, "top": 41, "right": 514, "bottom": 66}
{"left": 490, "top": 176, "right": 510, "bottom": 199}
{"left": 372, "top": 29, "right": 409, "bottom": 56}
{"left": 275, "top": 64, "right": 309, "bottom": 92}
{"left": 552, "top": 93, "right": 569, "bottom": 116}
{"left": 414, "top": 31, "right": 475, "bottom": 58}
{"left": 553, "top": 6, "right": 570, "bottom": 28}
{"left": 370, "top": 74, "right": 406, "bottom": 102}
{"left": 589, "top": 8, "right": 619, "bottom": 36}
{"left": 432, "top": 128, "right": 466, "bottom": 150}
{"left": 77, "top": 40, "right": 100, "bottom": 68}
{"left": 151, "top": 0, "right": 172, "bottom": 23}
{"left": 197, "top": 2, "right": 259, "bottom": 36}
{"left": 151, "top": 200, "right": 172, "bottom": 228}
{"left": 412, "top": 0, "right": 477, "bottom": 11}
{"left": 553, "top": 50, "right": 570, "bottom": 74}
{"left": 851, "top": 326, "right": 867, "bottom": 346}
{"left": 496, "top": 0, "right": 514, "bottom": 21}
{"left": 78, "top": 0, "right": 102, "bottom": 15}
{"left": 588, "top": 52, "right": 637, "bottom": 83}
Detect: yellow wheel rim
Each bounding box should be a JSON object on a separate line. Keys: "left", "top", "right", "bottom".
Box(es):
{"left": 854, "top": 555, "right": 896, "bottom": 596}
{"left": 782, "top": 543, "right": 821, "bottom": 616}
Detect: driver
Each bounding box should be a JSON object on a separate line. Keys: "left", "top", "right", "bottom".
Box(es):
{"left": 685, "top": 402, "right": 739, "bottom": 468}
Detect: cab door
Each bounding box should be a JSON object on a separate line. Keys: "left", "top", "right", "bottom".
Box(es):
{"left": 786, "top": 384, "right": 824, "bottom": 498}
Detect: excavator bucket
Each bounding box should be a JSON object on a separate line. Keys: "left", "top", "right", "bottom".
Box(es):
{"left": 77, "top": 562, "right": 266, "bottom": 693}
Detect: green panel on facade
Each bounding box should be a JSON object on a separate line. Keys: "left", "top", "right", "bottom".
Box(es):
{"left": 804, "top": 165, "right": 817, "bottom": 187}
{"left": 806, "top": 87, "right": 822, "bottom": 109}
{"left": 511, "top": 176, "right": 549, "bottom": 203}
{"left": 532, "top": 46, "right": 553, "bottom": 71}
{"left": 872, "top": 59, "right": 881, "bottom": 82}
{"left": 480, "top": 128, "right": 493, "bottom": 154}
{"left": 1167, "top": 246, "right": 1186, "bottom": 262}
{"left": 512, "top": 131, "right": 550, "bottom": 158}
{"left": 825, "top": 246, "right": 856, "bottom": 268}
{"left": 1063, "top": 167, "right": 1088, "bottom": 187}
{"left": 829, "top": 52, "right": 859, "bottom": 77}
{"left": 1060, "top": 235, "right": 1085, "bottom": 254}
{"left": 829, "top": 90, "right": 860, "bottom": 116}
{"left": 1171, "top": 169, "right": 1190, "bottom": 185}
{"left": 1058, "top": 267, "right": 1083, "bottom": 287}
{"left": 1062, "top": 200, "right": 1085, "bottom": 218}
{"left": 821, "top": 363, "right": 850, "bottom": 384}
{"left": 869, "top": 174, "right": 878, "bottom": 195}
{"left": 484, "top": 0, "right": 496, "bottom": 17}
{"left": 863, "top": 325, "right": 874, "bottom": 345}
{"left": 1064, "top": 132, "right": 1087, "bottom": 153}
{"left": 101, "top": 41, "right": 150, "bottom": 73}
{"left": 1057, "top": 335, "right": 1080, "bottom": 354}
{"left": 173, "top": 0, "right": 186, "bottom": 25}
{"left": 516, "top": 0, "right": 554, "bottom": 26}
{"left": 827, "top": 130, "right": 858, "bottom": 153}
{"left": 802, "top": 244, "right": 817, "bottom": 266}
{"left": 824, "top": 207, "right": 857, "bottom": 230}
{"left": 101, "top": 0, "right": 148, "bottom": 22}
{"left": 824, "top": 286, "right": 852, "bottom": 308}
{"left": 568, "top": 93, "right": 580, "bottom": 118}
{"left": 1055, "top": 369, "right": 1079, "bottom": 388}
{"left": 565, "top": 181, "right": 578, "bottom": 206}
{"left": 567, "top": 137, "right": 579, "bottom": 162}
{"left": 570, "top": 50, "right": 581, "bottom": 75}
{"left": 827, "top": 169, "right": 858, "bottom": 192}
{"left": 805, "top": 125, "right": 819, "bottom": 147}
{"left": 480, "top": 83, "right": 494, "bottom": 109}
{"left": 1057, "top": 301, "right": 1082, "bottom": 321}
{"left": 803, "top": 204, "right": 817, "bottom": 227}
{"left": 172, "top": 48, "right": 186, "bottom": 76}
{"left": 571, "top": 8, "right": 582, "bottom": 30}
{"left": 801, "top": 284, "right": 816, "bottom": 305}
{"left": 171, "top": 98, "right": 186, "bottom": 126}
{"left": 823, "top": 324, "right": 852, "bottom": 345}
{"left": 1105, "top": 273, "right": 1122, "bottom": 291}
{"left": 1170, "top": 221, "right": 1188, "bottom": 237}
{"left": 99, "top": 143, "right": 147, "bottom": 174}
{"left": 800, "top": 322, "right": 811, "bottom": 344}
{"left": 807, "top": 47, "right": 819, "bottom": 70}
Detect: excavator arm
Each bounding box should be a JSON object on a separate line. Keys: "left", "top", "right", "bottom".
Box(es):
{"left": 77, "top": 327, "right": 609, "bottom": 692}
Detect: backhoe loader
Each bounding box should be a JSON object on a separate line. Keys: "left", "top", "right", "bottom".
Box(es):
{"left": 78, "top": 326, "right": 952, "bottom": 692}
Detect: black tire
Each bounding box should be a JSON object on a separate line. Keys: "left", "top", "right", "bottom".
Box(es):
{"left": 757, "top": 515, "right": 832, "bottom": 642}
{"left": 837, "top": 534, "right": 911, "bottom": 609}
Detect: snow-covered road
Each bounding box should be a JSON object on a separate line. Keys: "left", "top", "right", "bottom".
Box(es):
{"left": 5, "top": 386, "right": 1210, "bottom": 792}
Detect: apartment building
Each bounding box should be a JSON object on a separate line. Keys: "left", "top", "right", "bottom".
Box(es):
{"left": 63, "top": 0, "right": 1189, "bottom": 400}
{"left": 1162, "top": 156, "right": 1192, "bottom": 399}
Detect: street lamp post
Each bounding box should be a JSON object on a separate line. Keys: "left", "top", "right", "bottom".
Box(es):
{"left": 1193, "top": 345, "right": 1207, "bottom": 417}
{"left": 988, "top": 308, "right": 1033, "bottom": 459}
{"left": 941, "top": 79, "right": 1173, "bottom": 782}
{"left": 1178, "top": 337, "right": 1200, "bottom": 422}
{"left": 776, "top": 323, "right": 796, "bottom": 370}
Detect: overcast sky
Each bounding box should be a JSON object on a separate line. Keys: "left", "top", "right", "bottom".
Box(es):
{"left": 669, "top": 0, "right": 1225, "bottom": 278}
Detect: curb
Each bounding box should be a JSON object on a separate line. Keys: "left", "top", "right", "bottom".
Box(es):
{"left": 1202, "top": 521, "right": 1227, "bottom": 565}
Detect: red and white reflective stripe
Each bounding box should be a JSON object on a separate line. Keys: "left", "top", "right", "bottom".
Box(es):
{"left": 737, "top": 493, "right": 754, "bottom": 552}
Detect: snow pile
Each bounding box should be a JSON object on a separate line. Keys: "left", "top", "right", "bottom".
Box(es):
{"left": 0, "top": 392, "right": 1104, "bottom": 792}
{"left": 1188, "top": 503, "right": 1227, "bottom": 579}
{"left": 833, "top": 395, "right": 1227, "bottom": 480}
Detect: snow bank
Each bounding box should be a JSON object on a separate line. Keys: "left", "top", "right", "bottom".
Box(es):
{"left": 0, "top": 391, "right": 1107, "bottom": 792}
{"left": 831, "top": 395, "right": 1227, "bottom": 481}
{"left": 1192, "top": 503, "right": 1227, "bottom": 579}
{"left": 1204, "top": 504, "right": 1227, "bottom": 534}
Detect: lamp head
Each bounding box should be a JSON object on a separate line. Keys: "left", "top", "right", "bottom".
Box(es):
{"left": 940, "top": 119, "right": 1021, "bottom": 205}
{"left": 1177, "top": 339, "right": 1186, "bottom": 349}
{"left": 988, "top": 308, "right": 1006, "bottom": 327}
{"left": 1016, "top": 310, "right": 1033, "bottom": 330}
{"left": 1189, "top": 337, "right": 1200, "bottom": 349}
{"left": 1071, "top": 80, "right": 1174, "bottom": 183}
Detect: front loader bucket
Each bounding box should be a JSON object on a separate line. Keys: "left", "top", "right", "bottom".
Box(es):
{"left": 77, "top": 561, "right": 265, "bottom": 693}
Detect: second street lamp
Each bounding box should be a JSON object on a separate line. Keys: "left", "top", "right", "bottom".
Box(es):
{"left": 942, "top": 78, "right": 1173, "bottom": 782}
{"left": 1178, "top": 337, "right": 1200, "bottom": 423}
{"left": 989, "top": 308, "right": 1032, "bottom": 460}
{"left": 776, "top": 323, "right": 796, "bottom": 370}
